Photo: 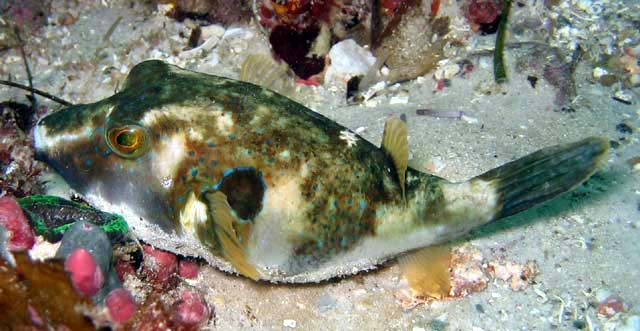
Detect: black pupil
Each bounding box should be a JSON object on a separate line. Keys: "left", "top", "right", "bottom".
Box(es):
{"left": 116, "top": 130, "right": 138, "bottom": 147}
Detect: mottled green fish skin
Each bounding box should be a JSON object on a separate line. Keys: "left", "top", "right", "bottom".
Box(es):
{"left": 33, "top": 60, "right": 608, "bottom": 282}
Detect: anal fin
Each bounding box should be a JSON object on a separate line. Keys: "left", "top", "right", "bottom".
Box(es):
{"left": 382, "top": 116, "right": 409, "bottom": 202}
{"left": 397, "top": 244, "right": 451, "bottom": 300}
{"left": 203, "top": 191, "right": 259, "bottom": 280}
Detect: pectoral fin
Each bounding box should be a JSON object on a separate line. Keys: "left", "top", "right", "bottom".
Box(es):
{"left": 397, "top": 244, "right": 451, "bottom": 300}
{"left": 382, "top": 116, "right": 409, "bottom": 202}
{"left": 202, "top": 191, "right": 259, "bottom": 280}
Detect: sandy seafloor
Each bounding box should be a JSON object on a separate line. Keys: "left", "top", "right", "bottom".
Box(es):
{"left": 1, "top": 1, "right": 639, "bottom": 330}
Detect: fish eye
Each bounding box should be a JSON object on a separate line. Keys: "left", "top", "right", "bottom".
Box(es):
{"left": 107, "top": 125, "right": 150, "bottom": 158}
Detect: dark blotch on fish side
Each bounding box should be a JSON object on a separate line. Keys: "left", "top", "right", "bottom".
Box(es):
{"left": 526, "top": 75, "right": 538, "bottom": 88}
{"left": 217, "top": 168, "right": 265, "bottom": 220}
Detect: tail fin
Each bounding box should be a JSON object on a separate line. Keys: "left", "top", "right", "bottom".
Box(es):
{"left": 476, "top": 137, "right": 609, "bottom": 219}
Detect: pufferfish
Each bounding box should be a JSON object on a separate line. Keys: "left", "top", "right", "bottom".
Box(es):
{"left": 33, "top": 60, "right": 608, "bottom": 283}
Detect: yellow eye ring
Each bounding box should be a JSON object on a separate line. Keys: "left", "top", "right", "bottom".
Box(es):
{"left": 106, "top": 125, "right": 150, "bottom": 158}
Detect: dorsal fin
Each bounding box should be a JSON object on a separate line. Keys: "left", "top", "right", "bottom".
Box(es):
{"left": 203, "top": 191, "right": 259, "bottom": 280}
{"left": 239, "top": 54, "right": 295, "bottom": 97}
{"left": 382, "top": 116, "right": 409, "bottom": 202}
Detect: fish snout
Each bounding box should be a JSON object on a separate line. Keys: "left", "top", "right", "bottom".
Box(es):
{"left": 32, "top": 117, "right": 50, "bottom": 162}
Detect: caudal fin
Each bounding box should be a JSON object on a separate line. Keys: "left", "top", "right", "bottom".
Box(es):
{"left": 476, "top": 137, "right": 609, "bottom": 219}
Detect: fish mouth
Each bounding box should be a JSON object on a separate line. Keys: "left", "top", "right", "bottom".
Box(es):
{"left": 32, "top": 118, "right": 49, "bottom": 162}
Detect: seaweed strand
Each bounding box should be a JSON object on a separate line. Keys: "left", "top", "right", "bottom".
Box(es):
{"left": 0, "top": 80, "right": 73, "bottom": 106}
{"left": 494, "top": 0, "right": 512, "bottom": 84}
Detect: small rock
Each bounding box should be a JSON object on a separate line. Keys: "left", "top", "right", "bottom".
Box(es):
{"left": 315, "top": 294, "right": 337, "bottom": 313}
{"left": 592, "top": 67, "right": 608, "bottom": 79}
{"left": 174, "top": 290, "right": 210, "bottom": 325}
{"left": 105, "top": 288, "right": 136, "bottom": 324}
{"left": 449, "top": 244, "right": 488, "bottom": 297}
{"left": 28, "top": 236, "right": 61, "bottom": 261}
{"left": 599, "top": 74, "right": 618, "bottom": 87}
{"left": 434, "top": 60, "right": 460, "bottom": 81}
{"left": 616, "top": 122, "right": 633, "bottom": 134}
{"left": 486, "top": 260, "right": 538, "bottom": 291}
{"left": 618, "top": 315, "right": 640, "bottom": 331}
{"left": 389, "top": 92, "right": 409, "bottom": 105}
{"left": 178, "top": 259, "right": 199, "bottom": 279}
{"left": 0, "top": 195, "right": 36, "bottom": 251}
{"left": 424, "top": 156, "right": 446, "bottom": 174}
{"left": 627, "top": 156, "right": 640, "bottom": 173}
{"left": 596, "top": 295, "right": 627, "bottom": 318}
{"left": 629, "top": 73, "right": 640, "bottom": 87}
{"left": 324, "top": 39, "right": 376, "bottom": 86}
{"left": 283, "top": 319, "right": 297, "bottom": 328}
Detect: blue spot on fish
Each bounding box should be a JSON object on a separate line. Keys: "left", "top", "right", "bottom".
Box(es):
{"left": 191, "top": 168, "right": 198, "bottom": 177}
{"left": 84, "top": 159, "right": 93, "bottom": 167}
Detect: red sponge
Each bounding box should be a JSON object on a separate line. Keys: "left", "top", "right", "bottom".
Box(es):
{"left": 142, "top": 245, "right": 178, "bottom": 289}
{"left": 0, "top": 195, "right": 35, "bottom": 251}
